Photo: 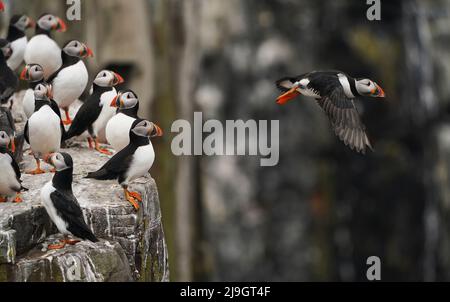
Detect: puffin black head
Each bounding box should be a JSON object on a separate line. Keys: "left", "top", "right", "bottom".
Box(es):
{"left": 45, "top": 152, "right": 73, "bottom": 172}
{"left": 34, "top": 83, "right": 53, "bottom": 101}
{"left": 10, "top": 14, "right": 35, "bottom": 32}
{"left": 0, "top": 130, "right": 14, "bottom": 153}
{"left": 130, "top": 119, "right": 163, "bottom": 139}
{"left": 0, "top": 39, "right": 12, "bottom": 59}
{"left": 355, "top": 78, "right": 385, "bottom": 98}
{"left": 20, "top": 63, "right": 44, "bottom": 82}
{"left": 110, "top": 89, "right": 139, "bottom": 109}
{"left": 37, "top": 13, "right": 67, "bottom": 32}
{"left": 93, "top": 70, "right": 124, "bottom": 88}
{"left": 63, "top": 40, "right": 94, "bottom": 59}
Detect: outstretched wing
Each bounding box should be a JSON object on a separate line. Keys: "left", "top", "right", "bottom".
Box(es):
{"left": 316, "top": 87, "right": 373, "bottom": 154}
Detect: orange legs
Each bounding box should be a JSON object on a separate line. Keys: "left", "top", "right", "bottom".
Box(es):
{"left": 87, "top": 137, "right": 94, "bottom": 149}
{"left": 26, "top": 158, "right": 46, "bottom": 175}
{"left": 94, "top": 138, "right": 112, "bottom": 155}
{"left": 62, "top": 108, "right": 72, "bottom": 125}
{"left": 123, "top": 187, "right": 141, "bottom": 210}
{"left": 47, "top": 237, "right": 81, "bottom": 250}
{"left": 0, "top": 197, "right": 6, "bottom": 203}
{"left": 14, "top": 193, "right": 22, "bottom": 203}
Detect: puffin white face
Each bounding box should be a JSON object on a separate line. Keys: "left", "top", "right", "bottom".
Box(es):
{"left": 111, "top": 91, "right": 138, "bottom": 109}
{"left": 37, "top": 14, "right": 67, "bottom": 32}
{"left": 46, "top": 152, "right": 72, "bottom": 172}
{"left": 131, "top": 120, "right": 163, "bottom": 138}
{"left": 93, "top": 70, "right": 125, "bottom": 87}
{"left": 355, "top": 78, "right": 386, "bottom": 98}
{"left": 34, "top": 83, "right": 53, "bottom": 100}
{"left": 20, "top": 64, "right": 44, "bottom": 82}
{"left": 12, "top": 15, "right": 34, "bottom": 31}
{"left": 63, "top": 40, "right": 94, "bottom": 58}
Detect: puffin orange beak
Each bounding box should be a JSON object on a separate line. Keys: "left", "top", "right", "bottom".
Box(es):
{"left": 43, "top": 153, "right": 54, "bottom": 164}
{"left": 19, "top": 66, "right": 29, "bottom": 80}
{"left": 27, "top": 17, "right": 35, "bottom": 29}
{"left": 113, "top": 72, "right": 124, "bottom": 85}
{"left": 46, "top": 85, "right": 54, "bottom": 99}
{"left": 151, "top": 123, "right": 163, "bottom": 137}
{"left": 0, "top": 1, "right": 5, "bottom": 12}
{"left": 371, "top": 83, "right": 385, "bottom": 98}
{"left": 54, "top": 18, "right": 67, "bottom": 32}
{"left": 110, "top": 95, "right": 119, "bottom": 107}
{"left": 276, "top": 86, "right": 301, "bottom": 105}
{"left": 9, "top": 138, "right": 15, "bottom": 153}
{"left": 82, "top": 45, "right": 94, "bottom": 58}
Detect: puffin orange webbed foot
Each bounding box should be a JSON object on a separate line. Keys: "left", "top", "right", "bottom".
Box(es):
{"left": 0, "top": 197, "right": 7, "bottom": 203}
{"left": 26, "top": 168, "right": 46, "bottom": 175}
{"left": 64, "top": 239, "right": 80, "bottom": 245}
{"left": 95, "top": 147, "right": 113, "bottom": 155}
{"left": 13, "top": 194, "right": 23, "bottom": 203}
{"left": 128, "top": 191, "right": 142, "bottom": 202}
{"left": 48, "top": 242, "right": 66, "bottom": 250}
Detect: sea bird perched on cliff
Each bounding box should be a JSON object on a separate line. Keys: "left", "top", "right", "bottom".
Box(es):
{"left": 6, "top": 14, "right": 35, "bottom": 71}
{"left": 47, "top": 40, "right": 93, "bottom": 125}
{"left": 0, "top": 39, "right": 18, "bottom": 105}
{"left": 24, "top": 13, "right": 67, "bottom": 79}
{"left": 0, "top": 131, "right": 25, "bottom": 203}
{"left": 41, "top": 152, "right": 98, "bottom": 249}
{"left": 64, "top": 70, "right": 124, "bottom": 155}
{"left": 86, "top": 119, "right": 163, "bottom": 210}
{"left": 20, "top": 63, "right": 45, "bottom": 119}
{"left": 106, "top": 89, "right": 141, "bottom": 151}
{"left": 276, "top": 70, "right": 385, "bottom": 154}
{"left": 25, "top": 83, "right": 65, "bottom": 174}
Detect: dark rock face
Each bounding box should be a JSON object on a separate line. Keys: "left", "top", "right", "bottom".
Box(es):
{"left": 0, "top": 145, "right": 169, "bottom": 282}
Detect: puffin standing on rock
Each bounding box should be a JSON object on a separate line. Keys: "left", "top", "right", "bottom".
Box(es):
{"left": 276, "top": 70, "right": 386, "bottom": 154}
{"left": 86, "top": 119, "right": 163, "bottom": 210}
{"left": 0, "top": 131, "right": 25, "bottom": 203}
{"left": 24, "top": 13, "right": 67, "bottom": 79}
{"left": 0, "top": 39, "right": 18, "bottom": 105}
{"left": 6, "top": 14, "right": 35, "bottom": 71}
{"left": 20, "top": 63, "right": 45, "bottom": 119}
{"left": 64, "top": 70, "right": 124, "bottom": 155}
{"left": 106, "top": 89, "right": 141, "bottom": 151}
{"left": 41, "top": 152, "right": 98, "bottom": 250}
{"left": 47, "top": 40, "right": 93, "bottom": 125}
{"left": 25, "top": 83, "right": 65, "bottom": 175}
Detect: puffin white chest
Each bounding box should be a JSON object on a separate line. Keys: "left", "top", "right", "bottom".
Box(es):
{"left": 28, "top": 105, "right": 61, "bottom": 155}
{"left": 126, "top": 143, "right": 155, "bottom": 182}
{"left": 41, "top": 182, "right": 69, "bottom": 235}
{"left": 92, "top": 89, "right": 117, "bottom": 136}
{"left": 24, "top": 35, "right": 62, "bottom": 79}
{"left": 22, "top": 88, "right": 35, "bottom": 119}
{"left": 106, "top": 113, "right": 136, "bottom": 151}
{"left": 7, "top": 36, "right": 27, "bottom": 71}
{"left": 53, "top": 61, "right": 89, "bottom": 108}
{"left": 338, "top": 73, "right": 355, "bottom": 98}
{"left": 0, "top": 153, "right": 19, "bottom": 196}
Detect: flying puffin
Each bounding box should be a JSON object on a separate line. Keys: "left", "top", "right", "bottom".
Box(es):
{"left": 19, "top": 63, "right": 45, "bottom": 119}
{"left": 25, "top": 83, "right": 65, "bottom": 175}
{"left": 64, "top": 70, "right": 124, "bottom": 155}
{"left": 41, "top": 152, "right": 98, "bottom": 249}
{"left": 0, "top": 39, "right": 18, "bottom": 106}
{"left": 105, "top": 89, "right": 141, "bottom": 151}
{"left": 86, "top": 119, "right": 163, "bottom": 210}
{"left": 6, "top": 14, "right": 35, "bottom": 71}
{"left": 24, "top": 14, "right": 67, "bottom": 80}
{"left": 276, "top": 70, "right": 386, "bottom": 154}
{"left": 0, "top": 131, "right": 24, "bottom": 203}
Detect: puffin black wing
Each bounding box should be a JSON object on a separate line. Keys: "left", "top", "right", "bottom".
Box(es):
{"left": 50, "top": 190, "right": 98, "bottom": 242}
{"left": 85, "top": 145, "right": 135, "bottom": 181}
{"left": 65, "top": 99, "right": 102, "bottom": 140}
{"left": 316, "top": 87, "right": 373, "bottom": 154}
{"left": 24, "top": 121, "right": 29, "bottom": 144}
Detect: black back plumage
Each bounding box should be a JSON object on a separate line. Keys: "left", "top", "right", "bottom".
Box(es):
{"left": 65, "top": 85, "right": 112, "bottom": 140}
{"left": 0, "top": 40, "right": 18, "bottom": 103}
{"left": 50, "top": 153, "right": 98, "bottom": 242}
{"left": 7, "top": 15, "right": 26, "bottom": 42}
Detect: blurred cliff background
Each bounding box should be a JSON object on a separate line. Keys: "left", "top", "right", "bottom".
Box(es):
{"left": 3, "top": 0, "right": 450, "bottom": 281}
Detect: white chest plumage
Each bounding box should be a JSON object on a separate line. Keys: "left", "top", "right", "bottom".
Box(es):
{"left": 52, "top": 61, "right": 89, "bottom": 109}
{"left": 7, "top": 36, "right": 27, "bottom": 71}
{"left": 125, "top": 143, "right": 155, "bottom": 184}
{"left": 106, "top": 113, "right": 136, "bottom": 151}
{"left": 41, "top": 181, "right": 70, "bottom": 235}
{"left": 0, "top": 153, "right": 20, "bottom": 196}
{"left": 24, "top": 35, "right": 62, "bottom": 79}
{"left": 22, "top": 88, "right": 35, "bottom": 119}
{"left": 338, "top": 73, "right": 355, "bottom": 98}
{"left": 92, "top": 89, "right": 117, "bottom": 137}
{"left": 28, "top": 105, "right": 61, "bottom": 156}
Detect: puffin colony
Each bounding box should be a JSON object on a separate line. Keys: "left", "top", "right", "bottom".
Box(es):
{"left": 0, "top": 0, "right": 387, "bottom": 251}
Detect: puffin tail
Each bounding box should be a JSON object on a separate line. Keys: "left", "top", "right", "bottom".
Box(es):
{"left": 85, "top": 169, "right": 110, "bottom": 180}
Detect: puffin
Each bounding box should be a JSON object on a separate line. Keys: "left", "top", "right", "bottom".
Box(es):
{"left": 105, "top": 89, "right": 141, "bottom": 151}
{"left": 0, "top": 131, "right": 24, "bottom": 203}
{"left": 47, "top": 40, "right": 93, "bottom": 125}
{"left": 6, "top": 14, "right": 35, "bottom": 71}
{"left": 0, "top": 39, "right": 18, "bottom": 105}
{"left": 86, "top": 119, "right": 163, "bottom": 210}
{"left": 64, "top": 70, "right": 124, "bottom": 155}
{"left": 19, "top": 63, "right": 45, "bottom": 119}
{"left": 24, "top": 83, "right": 65, "bottom": 175}
{"left": 276, "top": 70, "right": 386, "bottom": 154}
{"left": 41, "top": 152, "right": 98, "bottom": 249}
{"left": 24, "top": 13, "right": 67, "bottom": 79}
